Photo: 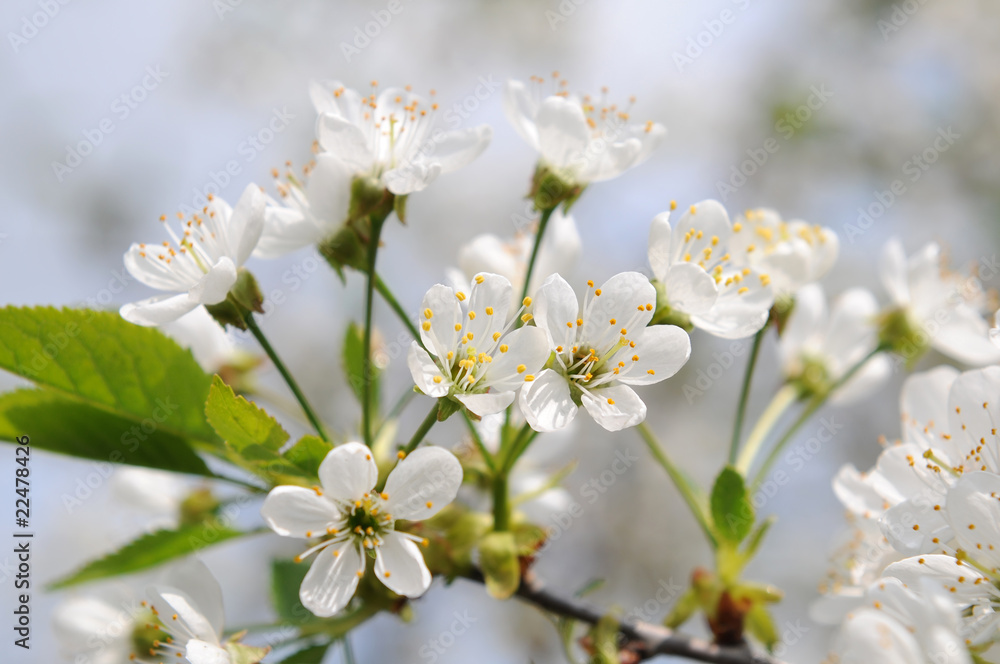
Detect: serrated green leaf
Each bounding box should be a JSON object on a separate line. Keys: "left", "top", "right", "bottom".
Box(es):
{"left": 275, "top": 643, "right": 331, "bottom": 664}
{"left": 206, "top": 375, "right": 289, "bottom": 453}
{"left": 283, "top": 435, "right": 333, "bottom": 477}
{"left": 0, "top": 307, "right": 219, "bottom": 444}
{"left": 343, "top": 322, "right": 379, "bottom": 416}
{"left": 49, "top": 520, "right": 251, "bottom": 589}
{"left": 271, "top": 559, "right": 321, "bottom": 625}
{"left": 0, "top": 389, "right": 212, "bottom": 476}
{"left": 710, "top": 466, "right": 754, "bottom": 545}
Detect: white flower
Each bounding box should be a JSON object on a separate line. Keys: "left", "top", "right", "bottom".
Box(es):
{"left": 883, "top": 472, "right": 1000, "bottom": 644}
{"left": 120, "top": 184, "right": 265, "bottom": 327}
{"left": 253, "top": 154, "right": 354, "bottom": 259}
{"left": 450, "top": 209, "right": 581, "bottom": 310}
{"left": 312, "top": 80, "right": 492, "bottom": 195}
{"left": 53, "top": 560, "right": 235, "bottom": 664}
{"left": 161, "top": 308, "right": 244, "bottom": 373}
{"left": 879, "top": 238, "right": 1000, "bottom": 365}
{"left": 647, "top": 200, "right": 775, "bottom": 339}
{"left": 779, "top": 284, "right": 890, "bottom": 404}
{"left": 829, "top": 577, "right": 972, "bottom": 664}
{"left": 519, "top": 272, "right": 690, "bottom": 432}
{"left": 261, "top": 442, "right": 463, "bottom": 617}
{"left": 991, "top": 309, "right": 1000, "bottom": 348}
{"left": 408, "top": 273, "right": 551, "bottom": 417}
{"left": 503, "top": 77, "right": 665, "bottom": 186}
{"left": 727, "top": 208, "right": 838, "bottom": 295}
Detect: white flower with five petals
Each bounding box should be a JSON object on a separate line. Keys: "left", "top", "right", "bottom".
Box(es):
{"left": 408, "top": 273, "right": 551, "bottom": 417}
{"left": 779, "top": 284, "right": 891, "bottom": 405}
{"left": 519, "top": 272, "right": 691, "bottom": 432}
{"left": 312, "top": 80, "right": 492, "bottom": 195}
{"left": 879, "top": 238, "right": 1000, "bottom": 366}
{"left": 120, "top": 184, "right": 265, "bottom": 327}
{"left": 647, "top": 200, "right": 775, "bottom": 339}
{"left": 503, "top": 78, "right": 665, "bottom": 186}
{"left": 727, "top": 208, "right": 838, "bottom": 295}
{"left": 261, "top": 442, "right": 462, "bottom": 617}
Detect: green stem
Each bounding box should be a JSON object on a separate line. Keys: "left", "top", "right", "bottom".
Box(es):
{"left": 403, "top": 404, "right": 438, "bottom": 454}
{"left": 729, "top": 327, "right": 766, "bottom": 465}
{"left": 519, "top": 206, "right": 557, "bottom": 305}
{"left": 750, "top": 345, "right": 886, "bottom": 488}
{"left": 375, "top": 272, "right": 419, "bottom": 341}
{"left": 362, "top": 215, "right": 389, "bottom": 447}
{"left": 735, "top": 383, "right": 800, "bottom": 475}
{"left": 463, "top": 413, "right": 496, "bottom": 473}
{"left": 341, "top": 635, "right": 356, "bottom": 664}
{"left": 244, "top": 313, "right": 329, "bottom": 442}
{"left": 492, "top": 471, "right": 510, "bottom": 531}
{"left": 637, "top": 421, "right": 718, "bottom": 548}
{"left": 500, "top": 423, "right": 537, "bottom": 472}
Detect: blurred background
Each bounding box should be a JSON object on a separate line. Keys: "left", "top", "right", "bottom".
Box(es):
{"left": 1, "top": 0, "right": 999, "bottom": 661}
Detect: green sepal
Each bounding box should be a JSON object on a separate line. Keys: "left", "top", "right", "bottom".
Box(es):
{"left": 479, "top": 531, "right": 520, "bottom": 599}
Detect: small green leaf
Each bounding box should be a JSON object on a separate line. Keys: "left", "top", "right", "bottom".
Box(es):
{"left": 0, "top": 306, "right": 219, "bottom": 445}
{"left": 0, "top": 389, "right": 212, "bottom": 476}
{"left": 741, "top": 515, "right": 776, "bottom": 562}
{"left": 744, "top": 604, "right": 779, "bottom": 651}
{"left": 206, "top": 375, "right": 289, "bottom": 453}
{"left": 664, "top": 588, "right": 700, "bottom": 629}
{"left": 225, "top": 641, "right": 270, "bottom": 664}
{"left": 283, "top": 435, "right": 333, "bottom": 477}
{"left": 49, "top": 521, "right": 251, "bottom": 589}
{"left": 436, "top": 397, "right": 461, "bottom": 422}
{"left": 710, "top": 466, "right": 755, "bottom": 545}
{"left": 479, "top": 531, "right": 520, "bottom": 599}
{"left": 342, "top": 322, "right": 379, "bottom": 417}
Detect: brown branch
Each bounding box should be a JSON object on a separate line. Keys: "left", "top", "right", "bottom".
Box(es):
{"left": 460, "top": 569, "right": 788, "bottom": 664}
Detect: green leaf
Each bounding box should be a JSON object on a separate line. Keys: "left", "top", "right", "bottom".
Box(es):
{"left": 741, "top": 515, "right": 776, "bottom": 562}
{"left": 225, "top": 641, "right": 270, "bottom": 664}
{"left": 744, "top": 604, "right": 779, "bottom": 651}
{"left": 0, "top": 307, "right": 219, "bottom": 445}
{"left": 664, "top": 588, "right": 700, "bottom": 629}
{"left": 206, "top": 375, "right": 289, "bottom": 453}
{"left": 342, "top": 322, "right": 379, "bottom": 417}
{"left": 283, "top": 435, "right": 333, "bottom": 477}
{"left": 275, "top": 643, "right": 331, "bottom": 664}
{"left": 49, "top": 520, "right": 250, "bottom": 589}
{"left": 479, "top": 531, "right": 520, "bottom": 599}
{"left": 271, "top": 559, "right": 320, "bottom": 625}
{"left": 710, "top": 466, "right": 754, "bottom": 545}
{"left": 0, "top": 389, "right": 212, "bottom": 476}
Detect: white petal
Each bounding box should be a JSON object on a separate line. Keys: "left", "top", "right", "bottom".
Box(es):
{"left": 581, "top": 384, "right": 646, "bottom": 431}
{"left": 228, "top": 183, "right": 266, "bottom": 266}
{"left": 879, "top": 496, "right": 950, "bottom": 554}
{"left": 518, "top": 369, "right": 578, "bottom": 433}
{"left": 663, "top": 263, "right": 718, "bottom": 316}
{"left": 531, "top": 210, "right": 581, "bottom": 294}
{"left": 880, "top": 237, "right": 910, "bottom": 306}
{"left": 456, "top": 391, "right": 515, "bottom": 417}
{"left": 52, "top": 597, "right": 131, "bottom": 653}
{"left": 486, "top": 326, "right": 552, "bottom": 392}
{"left": 375, "top": 532, "right": 432, "bottom": 597}
{"left": 691, "top": 268, "right": 773, "bottom": 340}
{"left": 884, "top": 555, "right": 989, "bottom": 603}
{"left": 779, "top": 284, "right": 826, "bottom": 370}
{"left": 458, "top": 234, "right": 521, "bottom": 286}
{"left": 931, "top": 305, "right": 1000, "bottom": 366}
{"left": 427, "top": 125, "right": 492, "bottom": 174}
{"left": 383, "top": 161, "right": 442, "bottom": 195}
{"left": 303, "top": 154, "right": 353, "bottom": 229}
{"left": 503, "top": 79, "right": 540, "bottom": 149}
{"left": 147, "top": 586, "right": 219, "bottom": 645}
{"left": 253, "top": 206, "right": 324, "bottom": 259}
{"left": 407, "top": 342, "right": 450, "bottom": 398}
{"left": 647, "top": 212, "right": 673, "bottom": 282}
{"left": 190, "top": 257, "right": 238, "bottom": 306}
{"left": 120, "top": 293, "right": 200, "bottom": 327}
{"left": 299, "top": 542, "right": 364, "bottom": 617}
{"left": 419, "top": 284, "right": 462, "bottom": 361}
{"left": 316, "top": 114, "right": 374, "bottom": 172}
{"left": 901, "top": 366, "right": 959, "bottom": 450}
{"left": 583, "top": 272, "right": 656, "bottom": 343}
{"left": 535, "top": 96, "right": 589, "bottom": 170}
{"left": 531, "top": 273, "right": 579, "bottom": 351}
{"left": 318, "top": 442, "right": 378, "bottom": 503}
{"left": 948, "top": 367, "right": 1000, "bottom": 465}
{"left": 823, "top": 287, "right": 879, "bottom": 369}
{"left": 124, "top": 243, "right": 193, "bottom": 291}
{"left": 668, "top": 200, "right": 733, "bottom": 264}
{"left": 617, "top": 324, "right": 691, "bottom": 386}
{"left": 465, "top": 272, "right": 513, "bottom": 344}
{"left": 383, "top": 446, "right": 463, "bottom": 520}
{"left": 261, "top": 486, "right": 342, "bottom": 538}
{"left": 161, "top": 559, "right": 226, "bottom": 640}
{"left": 185, "top": 640, "right": 231, "bottom": 664}
{"left": 833, "top": 609, "right": 923, "bottom": 664}
{"left": 945, "top": 472, "right": 1000, "bottom": 569}
{"left": 831, "top": 464, "right": 885, "bottom": 517}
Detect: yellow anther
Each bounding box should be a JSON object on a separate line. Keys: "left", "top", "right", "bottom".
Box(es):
{"left": 670, "top": 200, "right": 677, "bottom": 210}
{"left": 424, "top": 308, "right": 433, "bottom": 319}
{"left": 517, "top": 364, "right": 527, "bottom": 373}
{"left": 454, "top": 323, "right": 462, "bottom": 331}
{"left": 426, "top": 501, "right": 433, "bottom": 508}
{"left": 689, "top": 205, "right": 697, "bottom": 214}
{"left": 468, "top": 311, "right": 476, "bottom": 320}
{"left": 523, "top": 297, "right": 532, "bottom": 307}
{"left": 733, "top": 222, "right": 742, "bottom": 232}
{"left": 475, "top": 275, "right": 485, "bottom": 284}
{"left": 456, "top": 291, "right": 467, "bottom": 301}
{"left": 422, "top": 321, "right": 431, "bottom": 331}
{"left": 499, "top": 344, "right": 509, "bottom": 353}
{"left": 486, "top": 306, "right": 494, "bottom": 315}
{"left": 524, "top": 374, "right": 535, "bottom": 382}
{"left": 595, "top": 289, "right": 602, "bottom": 296}
{"left": 493, "top": 332, "right": 501, "bottom": 341}
{"left": 607, "top": 398, "right": 616, "bottom": 405}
